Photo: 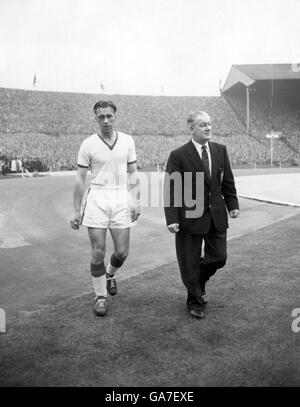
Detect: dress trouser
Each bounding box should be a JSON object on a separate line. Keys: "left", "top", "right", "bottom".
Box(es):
{"left": 175, "top": 218, "right": 227, "bottom": 308}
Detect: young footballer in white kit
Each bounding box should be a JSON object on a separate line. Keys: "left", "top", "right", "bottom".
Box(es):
{"left": 71, "top": 100, "right": 140, "bottom": 316}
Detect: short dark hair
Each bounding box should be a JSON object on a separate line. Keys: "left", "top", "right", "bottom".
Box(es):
{"left": 93, "top": 100, "right": 117, "bottom": 114}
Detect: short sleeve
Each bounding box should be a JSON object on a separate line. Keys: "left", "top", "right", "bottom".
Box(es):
{"left": 77, "top": 140, "right": 90, "bottom": 168}
{"left": 127, "top": 136, "right": 137, "bottom": 164}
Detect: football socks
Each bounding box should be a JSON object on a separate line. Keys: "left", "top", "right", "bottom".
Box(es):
{"left": 91, "top": 262, "right": 107, "bottom": 297}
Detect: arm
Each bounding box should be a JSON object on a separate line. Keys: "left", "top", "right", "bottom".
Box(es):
{"left": 70, "top": 166, "right": 88, "bottom": 229}
{"left": 164, "top": 150, "right": 181, "bottom": 232}
{"left": 128, "top": 161, "right": 141, "bottom": 222}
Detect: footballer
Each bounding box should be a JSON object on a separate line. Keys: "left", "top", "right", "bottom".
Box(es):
{"left": 71, "top": 100, "right": 140, "bottom": 316}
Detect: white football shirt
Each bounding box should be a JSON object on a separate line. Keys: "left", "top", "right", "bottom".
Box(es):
{"left": 77, "top": 131, "right": 137, "bottom": 188}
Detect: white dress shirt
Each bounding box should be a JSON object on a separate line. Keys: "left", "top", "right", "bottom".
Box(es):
{"left": 191, "top": 138, "right": 212, "bottom": 176}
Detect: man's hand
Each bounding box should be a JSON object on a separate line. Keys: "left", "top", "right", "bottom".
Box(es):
{"left": 72, "top": 167, "right": 88, "bottom": 230}
{"left": 130, "top": 202, "right": 141, "bottom": 222}
{"left": 229, "top": 209, "right": 240, "bottom": 218}
{"left": 70, "top": 214, "right": 81, "bottom": 230}
{"left": 168, "top": 223, "right": 180, "bottom": 233}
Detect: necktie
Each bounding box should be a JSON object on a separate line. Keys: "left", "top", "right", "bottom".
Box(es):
{"left": 201, "top": 145, "right": 210, "bottom": 182}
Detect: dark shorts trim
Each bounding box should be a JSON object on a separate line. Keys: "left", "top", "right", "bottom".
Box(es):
{"left": 80, "top": 188, "right": 91, "bottom": 225}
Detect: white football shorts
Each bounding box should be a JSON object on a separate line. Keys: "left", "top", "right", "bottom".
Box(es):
{"left": 81, "top": 185, "right": 136, "bottom": 229}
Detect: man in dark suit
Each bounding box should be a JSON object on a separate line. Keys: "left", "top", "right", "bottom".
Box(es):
{"left": 164, "top": 111, "right": 239, "bottom": 319}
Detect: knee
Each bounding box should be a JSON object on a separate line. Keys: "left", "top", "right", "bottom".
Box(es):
{"left": 111, "top": 250, "right": 128, "bottom": 268}
{"left": 114, "top": 247, "right": 129, "bottom": 262}
{"left": 92, "top": 245, "right": 105, "bottom": 263}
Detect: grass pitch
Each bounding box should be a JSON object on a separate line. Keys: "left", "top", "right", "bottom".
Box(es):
{"left": 1, "top": 213, "right": 299, "bottom": 387}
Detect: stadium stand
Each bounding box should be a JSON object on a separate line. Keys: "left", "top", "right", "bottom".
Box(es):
{"left": 222, "top": 64, "right": 300, "bottom": 164}
{"left": 0, "top": 65, "right": 299, "bottom": 172}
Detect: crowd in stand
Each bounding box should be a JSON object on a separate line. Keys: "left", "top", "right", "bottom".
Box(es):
{"left": 0, "top": 132, "right": 82, "bottom": 173}
{"left": 0, "top": 153, "right": 45, "bottom": 175}
{"left": 0, "top": 86, "right": 299, "bottom": 173}
{"left": 133, "top": 133, "right": 274, "bottom": 168}
{"left": 0, "top": 88, "right": 246, "bottom": 136}
{"left": 225, "top": 88, "right": 300, "bottom": 162}
{"left": 0, "top": 131, "right": 282, "bottom": 172}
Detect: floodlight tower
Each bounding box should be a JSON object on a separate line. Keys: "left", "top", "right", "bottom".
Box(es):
{"left": 266, "top": 131, "right": 280, "bottom": 166}
{"left": 246, "top": 86, "right": 250, "bottom": 136}
{"left": 245, "top": 86, "right": 256, "bottom": 137}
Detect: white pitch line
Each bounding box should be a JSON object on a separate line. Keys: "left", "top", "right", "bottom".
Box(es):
{"left": 0, "top": 210, "right": 31, "bottom": 249}
{"left": 238, "top": 194, "right": 300, "bottom": 208}
{"left": 228, "top": 212, "right": 300, "bottom": 241}
{"left": 0, "top": 238, "right": 31, "bottom": 249}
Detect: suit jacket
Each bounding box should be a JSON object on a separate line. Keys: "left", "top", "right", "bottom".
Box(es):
{"left": 164, "top": 140, "right": 239, "bottom": 234}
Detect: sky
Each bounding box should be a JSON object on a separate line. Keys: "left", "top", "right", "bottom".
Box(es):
{"left": 0, "top": 0, "right": 300, "bottom": 96}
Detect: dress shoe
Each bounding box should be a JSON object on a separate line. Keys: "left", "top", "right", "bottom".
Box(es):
{"left": 189, "top": 307, "right": 205, "bottom": 319}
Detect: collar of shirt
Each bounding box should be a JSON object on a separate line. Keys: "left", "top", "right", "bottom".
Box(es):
{"left": 191, "top": 139, "right": 210, "bottom": 158}
{"left": 191, "top": 138, "right": 212, "bottom": 176}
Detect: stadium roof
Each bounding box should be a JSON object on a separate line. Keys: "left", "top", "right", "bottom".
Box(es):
{"left": 222, "top": 64, "right": 300, "bottom": 93}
